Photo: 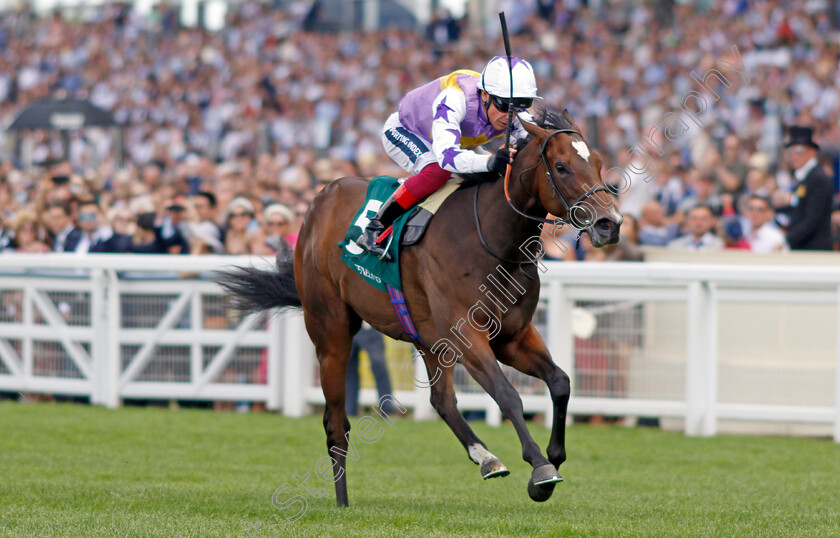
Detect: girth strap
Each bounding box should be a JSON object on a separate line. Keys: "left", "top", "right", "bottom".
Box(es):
{"left": 386, "top": 284, "right": 424, "bottom": 346}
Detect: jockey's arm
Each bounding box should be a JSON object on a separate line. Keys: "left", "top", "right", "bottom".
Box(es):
{"left": 510, "top": 110, "right": 535, "bottom": 145}
{"left": 429, "top": 89, "right": 492, "bottom": 174}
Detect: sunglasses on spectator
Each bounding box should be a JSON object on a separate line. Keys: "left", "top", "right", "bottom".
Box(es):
{"left": 786, "top": 147, "right": 807, "bottom": 155}
{"left": 747, "top": 205, "right": 770, "bottom": 211}
{"left": 230, "top": 211, "right": 251, "bottom": 218}
{"left": 78, "top": 212, "right": 97, "bottom": 222}
{"left": 266, "top": 220, "right": 288, "bottom": 226}
{"left": 491, "top": 95, "right": 533, "bottom": 113}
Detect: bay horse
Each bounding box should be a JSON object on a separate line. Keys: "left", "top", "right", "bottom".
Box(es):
{"left": 216, "top": 108, "right": 622, "bottom": 506}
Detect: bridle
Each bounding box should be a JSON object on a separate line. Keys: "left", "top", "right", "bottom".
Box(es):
{"left": 505, "top": 128, "right": 613, "bottom": 229}
{"left": 474, "top": 128, "right": 615, "bottom": 277}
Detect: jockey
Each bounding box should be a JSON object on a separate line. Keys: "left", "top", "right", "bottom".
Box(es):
{"left": 357, "top": 56, "right": 542, "bottom": 260}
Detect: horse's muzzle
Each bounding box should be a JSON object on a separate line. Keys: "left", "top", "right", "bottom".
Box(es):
{"left": 589, "top": 216, "right": 622, "bottom": 247}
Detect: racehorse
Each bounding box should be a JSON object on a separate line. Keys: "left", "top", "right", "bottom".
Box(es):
{"left": 215, "top": 107, "right": 622, "bottom": 506}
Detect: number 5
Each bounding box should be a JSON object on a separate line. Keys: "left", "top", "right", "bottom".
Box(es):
{"left": 344, "top": 199, "right": 383, "bottom": 255}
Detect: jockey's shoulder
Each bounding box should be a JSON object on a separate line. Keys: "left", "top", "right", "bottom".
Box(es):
{"left": 437, "top": 69, "right": 481, "bottom": 94}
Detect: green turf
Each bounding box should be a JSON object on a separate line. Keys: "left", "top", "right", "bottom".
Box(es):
{"left": 1, "top": 403, "right": 838, "bottom": 537}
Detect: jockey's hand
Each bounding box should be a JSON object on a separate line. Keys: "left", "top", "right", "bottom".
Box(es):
{"left": 487, "top": 146, "right": 517, "bottom": 175}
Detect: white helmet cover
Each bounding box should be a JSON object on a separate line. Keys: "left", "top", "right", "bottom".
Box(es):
{"left": 477, "top": 56, "right": 542, "bottom": 100}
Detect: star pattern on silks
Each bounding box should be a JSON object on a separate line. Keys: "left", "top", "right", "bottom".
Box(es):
{"left": 441, "top": 146, "right": 461, "bottom": 169}
{"left": 433, "top": 96, "right": 452, "bottom": 122}
{"left": 446, "top": 128, "right": 461, "bottom": 145}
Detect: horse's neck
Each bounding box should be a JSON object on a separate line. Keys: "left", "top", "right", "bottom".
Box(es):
{"left": 480, "top": 156, "right": 546, "bottom": 260}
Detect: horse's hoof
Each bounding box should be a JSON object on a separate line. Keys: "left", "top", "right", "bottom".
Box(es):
{"left": 526, "top": 464, "right": 563, "bottom": 502}
{"left": 481, "top": 457, "right": 510, "bottom": 480}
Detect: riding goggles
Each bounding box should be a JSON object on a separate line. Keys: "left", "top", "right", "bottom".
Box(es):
{"left": 491, "top": 95, "right": 533, "bottom": 113}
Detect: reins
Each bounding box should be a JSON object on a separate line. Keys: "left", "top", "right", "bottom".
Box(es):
{"left": 477, "top": 128, "right": 615, "bottom": 271}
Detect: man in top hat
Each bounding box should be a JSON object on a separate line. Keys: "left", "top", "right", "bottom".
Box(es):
{"left": 778, "top": 126, "right": 833, "bottom": 250}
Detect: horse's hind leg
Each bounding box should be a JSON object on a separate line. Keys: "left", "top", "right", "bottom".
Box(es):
{"left": 415, "top": 344, "right": 509, "bottom": 479}
{"left": 301, "top": 298, "right": 360, "bottom": 508}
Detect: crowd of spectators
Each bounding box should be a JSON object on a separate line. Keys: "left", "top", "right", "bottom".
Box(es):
{"left": 0, "top": 0, "right": 839, "bottom": 259}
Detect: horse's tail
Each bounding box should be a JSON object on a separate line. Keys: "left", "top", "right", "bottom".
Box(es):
{"left": 213, "top": 251, "right": 302, "bottom": 313}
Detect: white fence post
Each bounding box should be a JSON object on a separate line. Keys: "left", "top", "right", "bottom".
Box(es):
{"left": 412, "top": 352, "right": 435, "bottom": 420}
{"left": 267, "top": 314, "right": 283, "bottom": 411}
{"left": 282, "top": 312, "right": 312, "bottom": 417}
{"left": 486, "top": 401, "right": 502, "bottom": 426}
{"left": 685, "top": 281, "right": 717, "bottom": 437}
{"left": 22, "top": 284, "right": 34, "bottom": 389}
{"left": 105, "top": 270, "right": 121, "bottom": 408}
{"left": 835, "top": 285, "right": 840, "bottom": 443}
{"left": 685, "top": 282, "right": 705, "bottom": 436}
{"left": 190, "top": 287, "right": 203, "bottom": 395}
{"left": 702, "top": 283, "right": 718, "bottom": 437}
{"left": 90, "top": 269, "right": 106, "bottom": 405}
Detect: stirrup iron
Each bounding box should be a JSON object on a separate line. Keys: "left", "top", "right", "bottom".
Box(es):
{"left": 377, "top": 232, "right": 395, "bottom": 261}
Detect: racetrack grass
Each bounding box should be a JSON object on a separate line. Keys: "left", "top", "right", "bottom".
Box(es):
{"left": 1, "top": 403, "right": 838, "bottom": 537}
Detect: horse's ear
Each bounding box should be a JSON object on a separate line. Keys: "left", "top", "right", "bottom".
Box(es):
{"left": 521, "top": 119, "right": 547, "bottom": 144}
{"left": 561, "top": 109, "right": 582, "bottom": 132}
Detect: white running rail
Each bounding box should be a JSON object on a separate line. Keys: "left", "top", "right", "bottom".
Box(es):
{"left": 0, "top": 254, "right": 837, "bottom": 442}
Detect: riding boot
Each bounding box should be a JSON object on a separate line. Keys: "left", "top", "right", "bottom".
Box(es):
{"left": 357, "top": 194, "right": 410, "bottom": 261}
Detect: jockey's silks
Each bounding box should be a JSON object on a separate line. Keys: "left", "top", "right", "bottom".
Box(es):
{"left": 398, "top": 70, "right": 502, "bottom": 149}
{"left": 395, "top": 70, "right": 532, "bottom": 175}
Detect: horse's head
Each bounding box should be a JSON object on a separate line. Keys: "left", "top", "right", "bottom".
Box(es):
{"left": 520, "top": 108, "right": 622, "bottom": 247}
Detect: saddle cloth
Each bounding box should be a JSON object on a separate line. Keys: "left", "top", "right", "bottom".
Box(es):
{"left": 338, "top": 175, "right": 461, "bottom": 292}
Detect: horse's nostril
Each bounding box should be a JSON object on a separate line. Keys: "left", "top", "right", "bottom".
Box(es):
{"left": 595, "top": 219, "right": 612, "bottom": 231}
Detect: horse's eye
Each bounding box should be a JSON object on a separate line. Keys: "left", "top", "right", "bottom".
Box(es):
{"left": 555, "top": 163, "right": 567, "bottom": 174}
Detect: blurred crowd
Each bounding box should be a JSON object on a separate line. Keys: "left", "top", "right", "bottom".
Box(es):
{"left": 1, "top": 0, "right": 839, "bottom": 258}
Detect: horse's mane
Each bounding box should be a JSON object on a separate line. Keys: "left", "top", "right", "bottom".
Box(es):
{"left": 456, "top": 103, "right": 572, "bottom": 189}
{"left": 539, "top": 105, "right": 575, "bottom": 131}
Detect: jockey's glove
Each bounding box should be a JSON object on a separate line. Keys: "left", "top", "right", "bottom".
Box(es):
{"left": 515, "top": 137, "right": 530, "bottom": 151}
{"left": 487, "top": 146, "right": 515, "bottom": 175}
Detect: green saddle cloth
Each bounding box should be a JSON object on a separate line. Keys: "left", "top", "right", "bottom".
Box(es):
{"left": 339, "top": 176, "right": 411, "bottom": 293}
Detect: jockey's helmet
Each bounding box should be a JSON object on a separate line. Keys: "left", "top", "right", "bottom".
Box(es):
{"left": 477, "top": 56, "right": 542, "bottom": 109}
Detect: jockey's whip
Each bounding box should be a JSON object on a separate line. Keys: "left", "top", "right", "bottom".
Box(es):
{"left": 499, "top": 12, "right": 515, "bottom": 203}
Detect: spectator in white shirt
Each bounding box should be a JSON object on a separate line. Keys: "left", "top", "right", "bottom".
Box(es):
{"left": 744, "top": 195, "right": 789, "bottom": 253}
{"left": 667, "top": 205, "right": 725, "bottom": 251}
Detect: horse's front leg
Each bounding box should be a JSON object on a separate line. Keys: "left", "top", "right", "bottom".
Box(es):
{"left": 414, "top": 344, "right": 510, "bottom": 480}
{"left": 456, "top": 335, "right": 562, "bottom": 502}
{"left": 494, "top": 324, "right": 570, "bottom": 484}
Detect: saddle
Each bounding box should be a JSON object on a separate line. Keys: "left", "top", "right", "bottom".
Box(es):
{"left": 339, "top": 176, "right": 462, "bottom": 294}
{"left": 401, "top": 178, "right": 461, "bottom": 246}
